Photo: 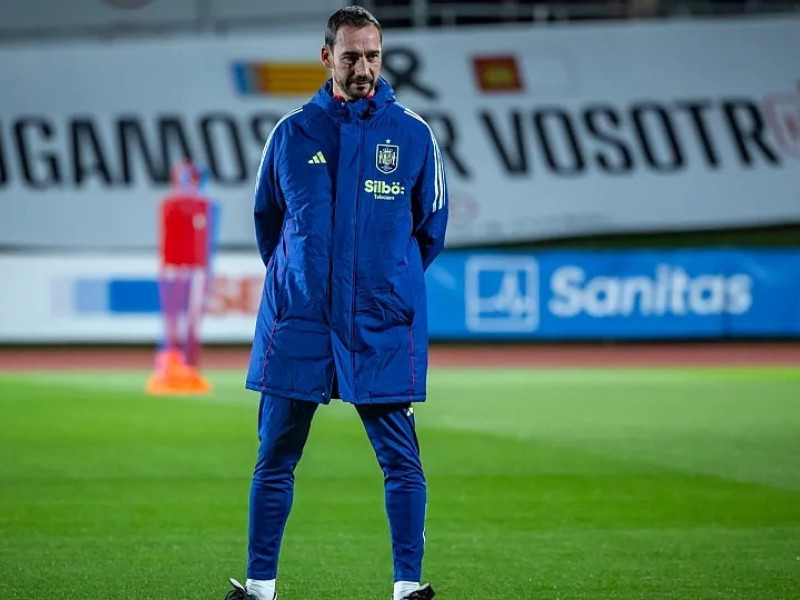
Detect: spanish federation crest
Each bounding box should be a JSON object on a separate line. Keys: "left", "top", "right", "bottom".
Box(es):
{"left": 376, "top": 140, "right": 399, "bottom": 174}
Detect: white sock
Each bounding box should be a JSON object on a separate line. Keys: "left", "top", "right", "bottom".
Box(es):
{"left": 393, "top": 581, "right": 420, "bottom": 600}
{"left": 246, "top": 578, "right": 276, "bottom": 600}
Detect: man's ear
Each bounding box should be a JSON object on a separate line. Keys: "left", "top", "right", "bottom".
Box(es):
{"left": 320, "top": 45, "right": 333, "bottom": 69}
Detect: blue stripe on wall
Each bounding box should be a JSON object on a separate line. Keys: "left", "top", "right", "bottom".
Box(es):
{"left": 107, "top": 279, "right": 160, "bottom": 314}
{"left": 231, "top": 62, "right": 251, "bottom": 95}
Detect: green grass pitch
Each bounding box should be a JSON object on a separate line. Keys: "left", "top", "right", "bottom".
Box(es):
{"left": 1, "top": 366, "right": 799, "bottom": 599}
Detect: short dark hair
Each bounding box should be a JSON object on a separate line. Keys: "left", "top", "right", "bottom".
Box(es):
{"left": 325, "top": 5, "right": 382, "bottom": 48}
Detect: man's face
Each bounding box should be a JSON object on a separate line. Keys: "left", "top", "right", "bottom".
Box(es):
{"left": 321, "top": 24, "right": 382, "bottom": 100}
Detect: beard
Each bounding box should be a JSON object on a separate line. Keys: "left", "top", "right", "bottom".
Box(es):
{"left": 343, "top": 75, "right": 374, "bottom": 99}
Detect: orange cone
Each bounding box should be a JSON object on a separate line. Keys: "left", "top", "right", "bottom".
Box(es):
{"left": 146, "top": 348, "right": 211, "bottom": 395}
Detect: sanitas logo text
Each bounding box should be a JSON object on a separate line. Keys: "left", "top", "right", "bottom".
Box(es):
{"left": 549, "top": 265, "right": 753, "bottom": 317}
{"left": 364, "top": 180, "right": 406, "bottom": 200}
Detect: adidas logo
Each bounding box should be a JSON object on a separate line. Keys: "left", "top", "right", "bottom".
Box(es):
{"left": 308, "top": 151, "right": 327, "bottom": 164}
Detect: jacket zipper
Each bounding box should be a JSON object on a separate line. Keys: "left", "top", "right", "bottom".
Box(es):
{"left": 350, "top": 119, "right": 365, "bottom": 389}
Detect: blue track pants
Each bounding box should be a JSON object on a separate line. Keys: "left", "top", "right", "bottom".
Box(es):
{"left": 247, "top": 394, "right": 426, "bottom": 582}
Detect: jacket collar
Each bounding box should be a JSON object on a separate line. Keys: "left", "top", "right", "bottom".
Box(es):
{"left": 311, "top": 76, "right": 395, "bottom": 121}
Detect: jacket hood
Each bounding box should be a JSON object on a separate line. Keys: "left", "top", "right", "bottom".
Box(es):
{"left": 310, "top": 76, "right": 396, "bottom": 120}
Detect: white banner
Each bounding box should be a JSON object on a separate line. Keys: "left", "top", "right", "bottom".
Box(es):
{"left": 0, "top": 253, "right": 263, "bottom": 343}
{"left": 1, "top": 16, "right": 799, "bottom": 249}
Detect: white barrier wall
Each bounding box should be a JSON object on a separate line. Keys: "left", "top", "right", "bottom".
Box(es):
{"left": 0, "top": 253, "right": 263, "bottom": 343}
{"left": 1, "top": 16, "right": 799, "bottom": 250}
{"left": 3, "top": 249, "right": 799, "bottom": 343}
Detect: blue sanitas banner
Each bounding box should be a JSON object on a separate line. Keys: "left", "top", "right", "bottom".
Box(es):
{"left": 425, "top": 249, "right": 800, "bottom": 340}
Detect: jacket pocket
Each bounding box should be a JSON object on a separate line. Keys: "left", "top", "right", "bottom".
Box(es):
{"left": 356, "top": 281, "right": 412, "bottom": 330}
{"left": 264, "top": 252, "right": 288, "bottom": 322}
{"left": 388, "top": 281, "right": 415, "bottom": 325}
{"left": 387, "top": 259, "right": 422, "bottom": 326}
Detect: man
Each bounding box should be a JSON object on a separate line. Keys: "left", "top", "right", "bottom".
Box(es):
{"left": 225, "top": 6, "right": 448, "bottom": 600}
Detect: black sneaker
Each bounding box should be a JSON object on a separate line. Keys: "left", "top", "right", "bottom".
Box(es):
{"left": 400, "top": 583, "right": 435, "bottom": 600}
{"left": 224, "top": 578, "right": 270, "bottom": 600}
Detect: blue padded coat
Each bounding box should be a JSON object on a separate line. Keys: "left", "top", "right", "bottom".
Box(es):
{"left": 245, "top": 78, "right": 448, "bottom": 404}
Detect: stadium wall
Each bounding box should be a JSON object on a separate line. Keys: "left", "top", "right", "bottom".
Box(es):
{"left": 2, "top": 16, "right": 800, "bottom": 344}
{"left": 1, "top": 16, "right": 799, "bottom": 251}
{"left": 1, "top": 248, "right": 799, "bottom": 343}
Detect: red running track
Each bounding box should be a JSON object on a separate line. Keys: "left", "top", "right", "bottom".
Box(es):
{"left": 0, "top": 343, "right": 798, "bottom": 371}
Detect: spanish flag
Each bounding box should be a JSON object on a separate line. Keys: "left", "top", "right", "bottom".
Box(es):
{"left": 472, "top": 56, "right": 524, "bottom": 92}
